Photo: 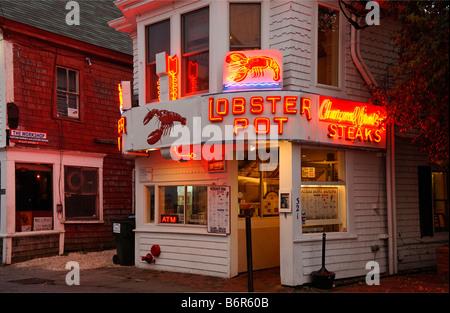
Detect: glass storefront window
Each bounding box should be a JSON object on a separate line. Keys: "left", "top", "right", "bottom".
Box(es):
{"left": 301, "top": 148, "right": 346, "bottom": 233}
{"left": 158, "top": 185, "right": 207, "bottom": 225}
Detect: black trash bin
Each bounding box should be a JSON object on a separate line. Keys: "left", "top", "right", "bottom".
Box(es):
{"left": 111, "top": 216, "right": 135, "bottom": 266}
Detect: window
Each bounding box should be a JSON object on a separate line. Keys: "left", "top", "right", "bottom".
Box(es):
{"left": 145, "top": 185, "right": 155, "bottom": 223}
{"left": 238, "top": 158, "right": 280, "bottom": 217}
{"left": 15, "top": 163, "right": 53, "bottom": 232}
{"left": 182, "top": 7, "right": 209, "bottom": 96}
{"left": 432, "top": 172, "right": 448, "bottom": 232}
{"left": 145, "top": 19, "right": 171, "bottom": 102}
{"left": 57, "top": 67, "right": 79, "bottom": 119}
{"left": 419, "top": 167, "right": 449, "bottom": 235}
{"left": 301, "top": 148, "right": 346, "bottom": 233}
{"left": 229, "top": 3, "right": 261, "bottom": 51}
{"left": 64, "top": 166, "right": 99, "bottom": 220}
{"left": 158, "top": 185, "right": 207, "bottom": 225}
{"left": 317, "top": 5, "right": 340, "bottom": 87}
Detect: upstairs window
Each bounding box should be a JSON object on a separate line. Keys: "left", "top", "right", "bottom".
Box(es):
{"left": 57, "top": 67, "right": 79, "bottom": 119}
{"left": 229, "top": 3, "right": 261, "bottom": 51}
{"left": 145, "top": 19, "right": 171, "bottom": 102}
{"left": 182, "top": 6, "right": 209, "bottom": 96}
{"left": 317, "top": 5, "right": 340, "bottom": 87}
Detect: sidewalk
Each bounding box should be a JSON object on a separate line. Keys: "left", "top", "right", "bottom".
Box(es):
{"left": 0, "top": 250, "right": 448, "bottom": 293}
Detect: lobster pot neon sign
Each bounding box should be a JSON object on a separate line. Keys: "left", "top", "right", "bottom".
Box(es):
{"left": 223, "top": 49, "right": 283, "bottom": 92}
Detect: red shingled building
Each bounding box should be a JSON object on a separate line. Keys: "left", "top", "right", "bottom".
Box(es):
{"left": 0, "top": 0, "right": 134, "bottom": 263}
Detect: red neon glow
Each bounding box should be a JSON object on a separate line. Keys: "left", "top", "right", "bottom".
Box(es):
{"left": 161, "top": 215, "right": 178, "bottom": 223}
{"left": 208, "top": 98, "right": 222, "bottom": 122}
{"left": 255, "top": 117, "right": 270, "bottom": 134}
{"left": 118, "top": 83, "right": 123, "bottom": 112}
{"left": 188, "top": 61, "right": 198, "bottom": 94}
{"left": 266, "top": 96, "right": 281, "bottom": 114}
{"left": 284, "top": 96, "right": 298, "bottom": 114}
{"left": 167, "top": 55, "right": 178, "bottom": 101}
{"left": 225, "top": 52, "right": 281, "bottom": 83}
{"left": 223, "top": 50, "right": 283, "bottom": 91}
{"left": 301, "top": 97, "right": 312, "bottom": 120}
{"left": 234, "top": 118, "right": 249, "bottom": 135}
{"left": 319, "top": 98, "right": 385, "bottom": 128}
{"left": 216, "top": 98, "right": 229, "bottom": 116}
{"left": 232, "top": 97, "right": 245, "bottom": 115}
{"left": 250, "top": 97, "right": 264, "bottom": 114}
{"left": 171, "top": 145, "right": 197, "bottom": 160}
{"left": 117, "top": 116, "right": 127, "bottom": 151}
{"left": 327, "top": 124, "right": 382, "bottom": 143}
{"left": 274, "top": 117, "right": 288, "bottom": 134}
{"left": 319, "top": 96, "right": 386, "bottom": 144}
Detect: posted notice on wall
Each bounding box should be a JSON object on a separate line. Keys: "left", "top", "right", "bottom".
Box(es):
{"left": 207, "top": 186, "right": 230, "bottom": 234}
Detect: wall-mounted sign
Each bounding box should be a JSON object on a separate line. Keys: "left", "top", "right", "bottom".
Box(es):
{"left": 160, "top": 214, "right": 179, "bottom": 223}
{"left": 139, "top": 167, "right": 153, "bottom": 182}
{"left": 156, "top": 52, "right": 178, "bottom": 101}
{"left": 120, "top": 91, "right": 387, "bottom": 153}
{"left": 118, "top": 81, "right": 131, "bottom": 113}
{"left": 9, "top": 130, "right": 49, "bottom": 145}
{"left": 318, "top": 96, "right": 386, "bottom": 145}
{"left": 207, "top": 186, "right": 230, "bottom": 234}
{"left": 223, "top": 49, "right": 283, "bottom": 91}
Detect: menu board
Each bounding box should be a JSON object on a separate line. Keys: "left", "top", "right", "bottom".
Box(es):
{"left": 301, "top": 187, "right": 338, "bottom": 221}
{"left": 207, "top": 186, "right": 230, "bottom": 234}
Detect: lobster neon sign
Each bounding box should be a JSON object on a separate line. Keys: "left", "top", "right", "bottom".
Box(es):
{"left": 223, "top": 49, "right": 283, "bottom": 91}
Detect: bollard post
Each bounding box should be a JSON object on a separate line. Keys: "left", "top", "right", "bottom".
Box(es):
{"left": 245, "top": 215, "right": 254, "bottom": 292}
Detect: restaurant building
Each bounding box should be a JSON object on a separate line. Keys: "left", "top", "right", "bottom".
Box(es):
{"left": 0, "top": 1, "right": 134, "bottom": 264}
{"left": 110, "top": 0, "right": 448, "bottom": 286}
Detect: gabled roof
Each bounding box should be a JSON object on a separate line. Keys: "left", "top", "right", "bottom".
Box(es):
{"left": 0, "top": 0, "right": 132, "bottom": 55}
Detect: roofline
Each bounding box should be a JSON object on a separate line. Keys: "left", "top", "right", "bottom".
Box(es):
{"left": 1, "top": 18, "right": 133, "bottom": 66}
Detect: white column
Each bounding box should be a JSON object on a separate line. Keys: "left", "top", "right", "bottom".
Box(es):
{"left": 279, "top": 141, "right": 303, "bottom": 286}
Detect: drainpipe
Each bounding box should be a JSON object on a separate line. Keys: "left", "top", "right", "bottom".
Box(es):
{"left": 350, "top": 14, "right": 397, "bottom": 274}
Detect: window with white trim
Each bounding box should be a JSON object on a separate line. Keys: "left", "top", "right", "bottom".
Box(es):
{"left": 158, "top": 185, "right": 207, "bottom": 225}
{"left": 317, "top": 5, "right": 340, "bottom": 87}
{"left": 181, "top": 6, "right": 210, "bottom": 96}
{"left": 56, "top": 66, "right": 79, "bottom": 119}
{"left": 64, "top": 166, "right": 99, "bottom": 220}
{"left": 301, "top": 148, "right": 347, "bottom": 233}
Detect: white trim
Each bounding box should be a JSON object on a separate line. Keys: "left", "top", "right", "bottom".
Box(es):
{"left": 3, "top": 148, "right": 105, "bottom": 234}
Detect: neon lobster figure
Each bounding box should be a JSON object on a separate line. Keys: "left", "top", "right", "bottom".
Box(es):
{"left": 226, "top": 52, "right": 281, "bottom": 83}
{"left": 143, "top": 109, "right": 187, "bottom": 145}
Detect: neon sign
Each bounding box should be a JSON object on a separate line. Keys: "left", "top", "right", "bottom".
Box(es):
{"left": 319, "top": 96, "right": 386, "bottom": 143}
{"left": 170, "top": 145, "right": 197, "bottom": 161}
{"left": 156, "top": 52, "right": 178, "bottom": 101}
{"left": 167, "top": 54, "right": 178, "bottom": 101}
{"left": 118, "top": 116, "right": 127, "bottom": 151}
{"left": 118, "top": 81, "right": 131, "bottom": 113}
{"left": 208, "top": 95, "right": 312, "bottom": 135}
{"left": 223, "top": 49, "right": 283, "bottom": 91}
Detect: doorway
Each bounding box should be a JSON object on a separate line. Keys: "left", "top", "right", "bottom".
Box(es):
{"left": 15, "top": 163, "right": 53, "bottom": 232}
{"left": 237, "top": 159, "right": 280, "bottom": 272}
